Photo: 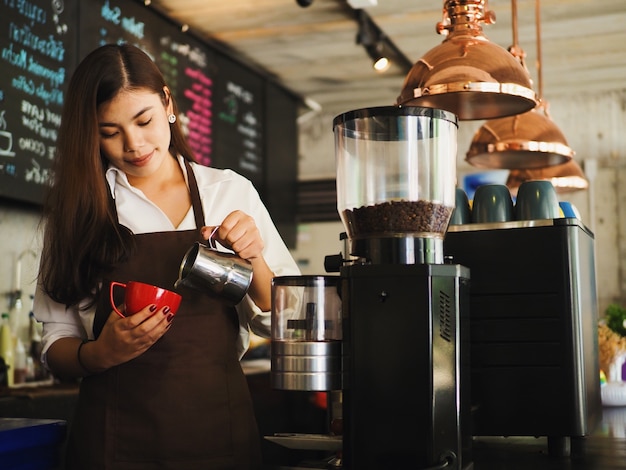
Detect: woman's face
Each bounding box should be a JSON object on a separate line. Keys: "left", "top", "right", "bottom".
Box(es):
{"left": 98, "top": 87, "right": 174, "bottom": 181}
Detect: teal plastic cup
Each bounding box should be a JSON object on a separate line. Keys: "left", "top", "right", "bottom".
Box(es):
{"left": 450, "top": 187, "right": 471, "bottom": 225}
{"left": 471, "top": 184, "right": 514, "bottom": 224}
{"left": 515, "top": 180, "right": 561, "bottom": 220}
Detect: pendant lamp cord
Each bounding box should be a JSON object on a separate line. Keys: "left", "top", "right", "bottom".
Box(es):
{"left": 536, "top": 0, "right": 544, "bottom": 103}
{"left": 507, "top": 0, "right": 529, "bottom": 74}
{"left": 511, "top": 0, "right": 519, "bottom": 50}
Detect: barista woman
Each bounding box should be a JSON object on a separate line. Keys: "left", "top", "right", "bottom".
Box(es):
{"left": 33, "top": 44, "right": 299, "bottom": 469}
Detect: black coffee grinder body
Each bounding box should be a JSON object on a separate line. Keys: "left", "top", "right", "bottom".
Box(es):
{"left": 341, "top": 261, "right": 471, "bottom": 470}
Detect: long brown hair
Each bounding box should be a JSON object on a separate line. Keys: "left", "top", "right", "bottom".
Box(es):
{"left": 40, "top": 44, "right": 196, "bottom": 308}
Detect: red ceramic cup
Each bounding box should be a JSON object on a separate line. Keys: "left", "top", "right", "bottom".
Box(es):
{"left": 109, "top": 281, "right": 182, "bottom": 318}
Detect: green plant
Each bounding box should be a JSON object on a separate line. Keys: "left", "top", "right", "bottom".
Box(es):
{"left": 605, "top": 304, "right": 626, "bottom": 337}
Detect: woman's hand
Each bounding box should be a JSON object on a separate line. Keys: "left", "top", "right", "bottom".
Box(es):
{"left": 93, "top": 304, "right": 174, "bottom": 369}
{"left": 46, "top": 304, "right": 173, "bottom": 379}
{"left": 201, "top": 211, "right": 274, "bottom": 311}
{"left": 201, "top": 210, "right": 264, "bottom": 261}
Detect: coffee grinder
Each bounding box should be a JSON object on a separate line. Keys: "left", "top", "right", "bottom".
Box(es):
{"left": 269, "top": 274, "right": 344, "bottom": 464}
{"left": 331, "top": 106, "right": 472, "bottom": 470}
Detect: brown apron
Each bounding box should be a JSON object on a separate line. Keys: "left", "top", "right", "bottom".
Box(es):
{"left": 65, "top": 162, "right": 262, "bottom": 470}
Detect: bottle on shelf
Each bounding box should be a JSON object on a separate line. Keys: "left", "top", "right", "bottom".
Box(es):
{"left": 0, "top": 312, "right": 14, "bottom": 387}
{"left": 13, "top": 337, "right": 26, "bottom": 385}
{"left": 9, "top": 292, "right": 28, "bottom": 351}
{"left": 25, "top": 355, "right": 35, "bottom": 382}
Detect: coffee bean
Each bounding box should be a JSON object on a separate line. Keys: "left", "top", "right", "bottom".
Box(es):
{"left": 343, "top": 200, "right": 452, "bottom": 238}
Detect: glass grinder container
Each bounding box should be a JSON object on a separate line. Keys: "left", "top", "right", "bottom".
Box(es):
{"left": 270, "top": 275, "right": 342, "bottom": 391}
{"left": 334, "top": 106, "right": 458, "bottom": 264}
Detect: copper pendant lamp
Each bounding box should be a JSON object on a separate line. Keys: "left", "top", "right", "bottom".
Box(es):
{"left": 396, "top": 0, "right": 536, "bottom": 121}
{"left": 506, "top": 159, "right": 589, "bottom": 196}
{"left": 465, "top": 103, "right": 574, "bottom": 169}
{"left": 466, "top": 0, "right": 578, "bottom": 173}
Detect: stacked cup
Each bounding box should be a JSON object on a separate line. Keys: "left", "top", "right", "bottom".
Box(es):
{"left": 450, "top": 180, "right": 573, "bottom": 226}
{"left": 471, "top": 184, "right": 515, "bottom": 224}
{"left": 515, "top": 180, "right": 561, "bottom": 220}
{"left": 450, "top": 187, "right": 472, "bottom": 225}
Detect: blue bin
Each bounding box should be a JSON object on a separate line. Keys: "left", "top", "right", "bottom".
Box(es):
{"left": 0, "top": 418, "right": 67, "bottom": 470}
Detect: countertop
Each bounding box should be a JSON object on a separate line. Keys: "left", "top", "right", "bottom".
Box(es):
{"left": 263, "top": 406, "right": 626, "bottom": 470}
{"left": 4, "top": 380, "right": 625, "bottom": 470}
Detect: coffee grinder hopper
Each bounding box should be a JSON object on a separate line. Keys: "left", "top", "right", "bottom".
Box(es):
{"left": 333, "top": 106, "right": 458, "bottom": 265}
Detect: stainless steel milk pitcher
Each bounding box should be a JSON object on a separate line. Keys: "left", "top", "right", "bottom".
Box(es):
{"left": 175, "top": 230, "right": 253, "bottom": 305}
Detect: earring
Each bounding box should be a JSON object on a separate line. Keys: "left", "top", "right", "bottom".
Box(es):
{"left": 168, "top": 113, "right": 177, "bottom": 124}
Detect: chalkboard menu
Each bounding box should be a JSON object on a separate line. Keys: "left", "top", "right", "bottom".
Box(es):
{"left": 1, "top": 0, "right": 298, "bottom": 246}
{"left": 212, "top": 53, "right": 265, "bottom": 190}
{"left": 79, "top": 0, "right": 216, "bottom": 167}
{"left": 0, "top": 0, "right": 78, "bottom": 204}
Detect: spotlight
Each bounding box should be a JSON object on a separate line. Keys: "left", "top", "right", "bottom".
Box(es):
{"left": 373, "top": 56, "right": 390, "bottom": 72}
{"left": 365, "top": 43, "right": 391, "bottom": 73}
{"left": 357, "top": 11, "right": 393, "bottom": 73}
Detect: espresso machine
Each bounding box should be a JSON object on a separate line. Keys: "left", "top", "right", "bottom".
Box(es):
{"left": 444, "top": 207, "right": 602, "bottom": 455}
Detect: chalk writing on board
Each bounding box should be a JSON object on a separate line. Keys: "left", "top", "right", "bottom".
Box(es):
{"left": 217, "top": 79, "right": 262, "bottom": 175}
{"left": 0, "top": 0, "right": 75, "bottom": 203}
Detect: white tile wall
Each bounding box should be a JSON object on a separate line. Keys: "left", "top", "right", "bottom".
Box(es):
{"left": 0, "top": 203, "right": 42, "bottom": 342}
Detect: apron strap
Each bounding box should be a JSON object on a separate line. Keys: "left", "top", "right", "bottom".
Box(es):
{"left": 184, "top": 159, "right": 206, "bottom": 232}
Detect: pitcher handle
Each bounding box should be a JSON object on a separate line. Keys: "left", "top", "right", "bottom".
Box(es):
{"left": 207, "top": 226, "right": 220, "bottom": 250}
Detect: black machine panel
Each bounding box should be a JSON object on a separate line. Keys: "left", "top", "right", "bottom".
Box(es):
{"left": 341, "top": 263, "right": 471, "bottom": 470}
{"left": 444, "top": 219, "right": 602, "bottom": 439}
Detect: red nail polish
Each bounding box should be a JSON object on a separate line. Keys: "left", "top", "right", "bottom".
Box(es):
{"left": 149, "top": 305, "right": 157, "bottom": 312}
{"left": 163, "top": 306, "right": 171, "bottom": 314}
{"left": 167, "top": 314, "right": 174, "bottom": 323}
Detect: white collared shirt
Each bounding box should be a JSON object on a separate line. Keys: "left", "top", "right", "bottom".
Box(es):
{"left": 34, "top": 156, "right": 300, "bottom": 364}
